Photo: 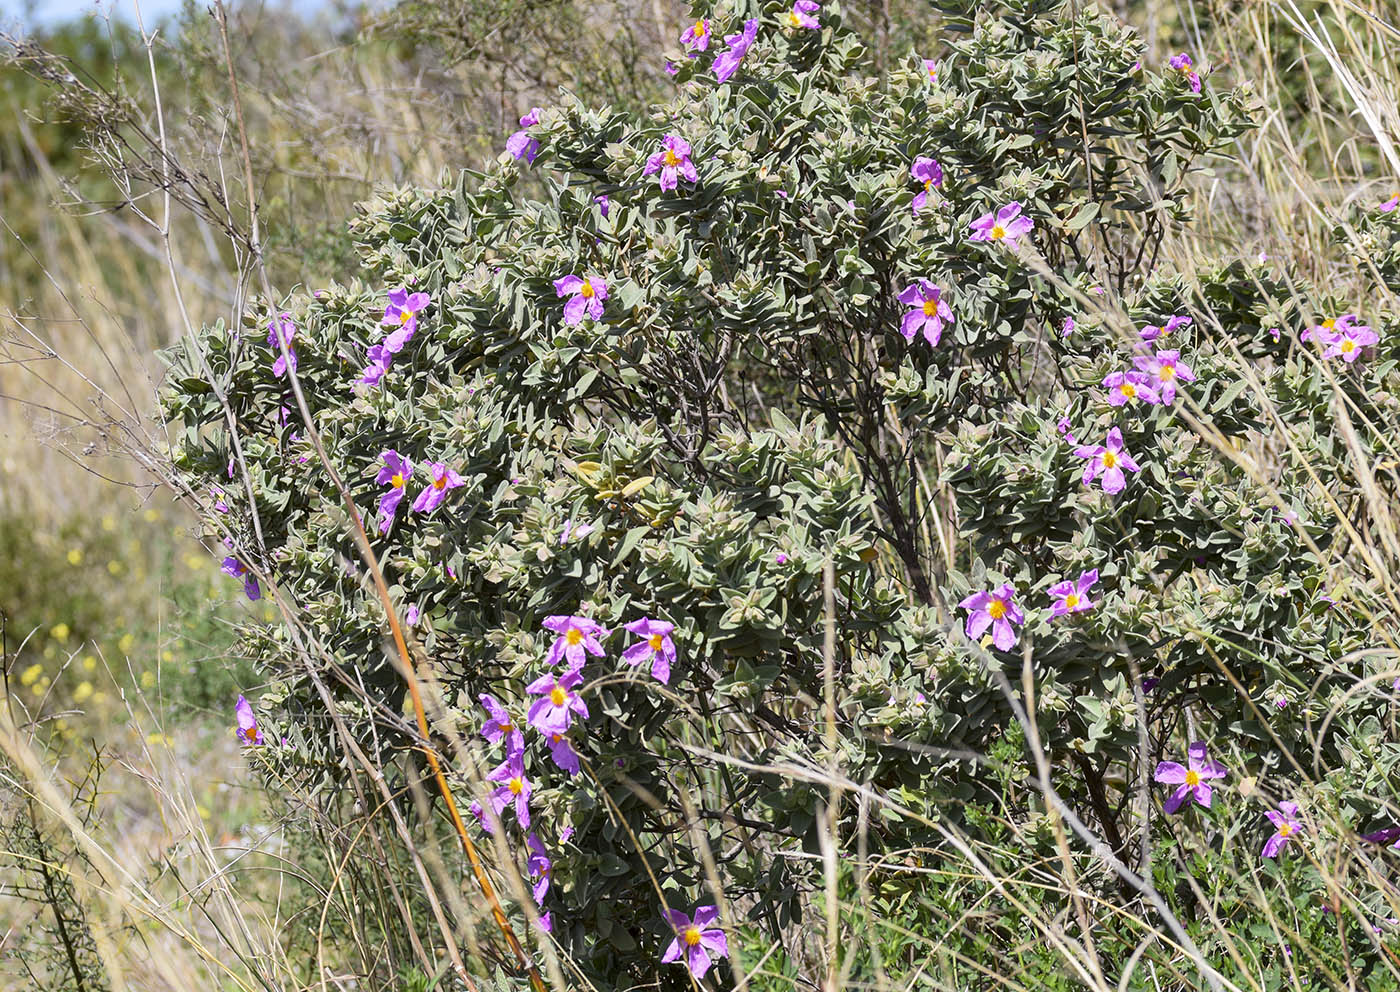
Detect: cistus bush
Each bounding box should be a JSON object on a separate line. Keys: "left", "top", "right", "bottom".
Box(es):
{"left": 160, "top": 0, "right": 1400, "bottom": 985}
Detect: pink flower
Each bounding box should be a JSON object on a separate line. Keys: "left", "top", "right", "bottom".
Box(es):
{"left": 1323, "top": 320, "right": 1378, "bottom": 362}
{"left": 1154, "top": 741, "right": 1227, "bottom": 813}
{"left": 375, "top": 449, "right": 413, "bottom": 533}
{"left": 1262, "top": 801, "right": 1302, "bottom": 858}
{"left": 1048, "top": 569, "right": 1098, "bottom": 617}
{"left": 545, "top": 731, "right": 581, "bottom": 775}
{"left": 486, "top": 751, "right": 532, "bottom": 828}
{"left": 621, "top": 618, "right": 676, "bottom": 684}
{"left": 713, "top": 18, "right": 759, "bottom": 84}
{"left": 479, "top": 693, "right": 525, "bottom": 752}
{"left": 506, "top": 108, "right": 542, "bottom": 164}
{"left": 1381, "top": 193, "right": 1400, "bottom": 213}
{"left": 1061, "top": 316, "right": 1075, "bottom": 338}
{"left": 644, "top": 135, "right": 699, "bottom": 192}
{"left": 526, "top": 668, "right": 589, "bottom": 735}
{"left": 1302, "top": 313, "right": 1353, "bottom": 344}
{"left": 969, "top": 202, "right": 1033, "bottom": 244}
{"left": 235, "top": 694, "right": 261, "bottom": 745}
{"left": 897, "top": 280, "right": 953, "bottom": 346}
{"left": 786, "top": 0, "right": 820, "bottom": 29}
{"left": 662, "top": 905, "right": 729, "bottom": 980}
{"left": 958, "top": 583, "right": 1024, "bottom": 651}
{"left": 1139, "top": 314, "right": 1191, "bottom": 342}
{"left": 1056, "top": 415, "right": 1077, "bottom": 446}
{"left": 922, "top": 58, "right": 938, "bottom": 83}
{"left": 1074, "top": 427, "right": 1141, "bottom": 494}
{"left": 909, "top": 157, "right": 943, "bottom": 216}
{"left": 1102, "top": 370, "right": 1160, "bottom": 407}
{"left": 267, "top": 313, "right": 297, "bottom": 378}
{"left": 542, "top": 615, "right": 609, "bottom": 670}
{"left": 1132, "top": 349, "right": 1196, "bottom": 405}
{"left": 381, "top": 288, "right": 431, "bottom": 354}
{"left": 680, "top": 18, "right": 711, "bottom": 53}
{"left": 553, "top": 274, "right": 608, "bottom": 326}
{"left": 411, "top": 461, "right": 465, "bottom": 514}
{"left": 1168, "top": 53, "right": 1201, "bottom": 93}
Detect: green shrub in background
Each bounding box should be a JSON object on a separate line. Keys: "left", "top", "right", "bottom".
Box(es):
{"left": 160, "top": 0, "right": 1400, "bottom": 986}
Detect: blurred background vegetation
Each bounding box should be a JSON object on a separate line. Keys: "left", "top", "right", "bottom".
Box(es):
{"left": 0, "top": 0, "right": 1395, "bottom": 986}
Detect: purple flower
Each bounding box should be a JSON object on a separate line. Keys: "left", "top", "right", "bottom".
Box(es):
{"left": 542, "top": 614, "right": 609, "bottom": 669}
{"left": 595, "top": 194, "right": 610, "bottom": 217}
{"left": 479, "top": 693, "right": 525, "bottom": 752}
{"left": 1102, "top": 369, "right": 1160, "bottom": 407}
{"left": 1154, "top": 741, "right": 1227, "bottom": 813}
{"left": 526, "top": 668, "right": 589, "bottom": 735}
{"left": 553, "top": 274, "right": 608, "bottom": 326}
{"left": 681, "top": 18, "right": 711, "bottom": 52}
{"left": 1262, "top": 801, "right": 1302, "bottom": 858}
{"left": 526, "top": 833, "right": 553, "bottom": 903}
{"left": 662, "top": 905, "right": 729, "bottom": 980}
{"left": 786, "top": 0, "right": 820, "bottom": 29}
{"left": 411, "top": 461, "right": 465, "bottom": 514}
{"left": 958, "top": 583, "right": 1024, "bottom": 651}
{"left": 487, "top": 751, "right": 532, "bottom": 829}
{"left": 1074, "top": 427, "right": 1141, "bottom": 494}
{"left": 375, "top": 449, "right": 413, "bottom": 533}
{"left": 1061, "top": 316, "right": 1075, "bottom": 338}
{"left": 1382, "top": 193, "right": 1400, "bottom": 213}
{"left": 235, "top": 694, "right": 261, "bottom": 745}
{"left": 267, "top": 313, "right": 297, "bottom": 378}
{"left": 381, "top": 288, "right": 431, "bottom": 354}
{"left": 405, "top": 603, "right": 421, "bottom": 626}
{"left": 774, "top": 552, "right": 789, "bottom": 564}
{"left": 1048, "top": 569, "right": 1098, "bottom": 617}
{"left": 506, "top": 108, "right": 542, "bottom": 164}
{"left": 359, "top": 343, "right": 393, "bottom": 387}
{"left": 1169, "top": 53, "right": 1202, "bottom": 93}
{"left": 1133, "top": 349, "right": 1196, "bottom": 405}
{"left": 545, "top": 731, "right": 581, "bottom": 775}
{"left": 909, "top": 157, "right": 943, "bottom": 216}
{"left": 559, "top": 519, "right": 595, "bottom": 545}
{"left": 923, "top": 58, "right": 938, "bottom": 83}
{"left": 897, "top": 280, "right": 953, "bottom": 346}
{"left": 1139, "top": 314, "right": 1191, "bottom": 342}
{"left": 969, "top": 202, "right": 1033, "bottom": 244}
{"left": 622, "top": 617, "right": 677, "bottom": 684}
{"left": 713, "top": 17, "right": 759, "bottom": 83}
{"left": 221, "top": 556, "right": 261, "bottom": 601}
{"left": 1323, "top": 320, "right": 1378, "bottom": 362}
{"left": 211, "top": 487, "right": 229, "bottom": 513}
{"left": 644, "top": 135, "right": 699, "bottom": 192}
{"left": 1056, "top": 415, "right": 1077, "bottom": 446}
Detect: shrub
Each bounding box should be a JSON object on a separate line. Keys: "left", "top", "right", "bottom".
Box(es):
{"left": 160, "top": 0, "right": 1400, "bottom": 986}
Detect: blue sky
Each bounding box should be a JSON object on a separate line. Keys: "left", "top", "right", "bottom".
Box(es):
{"left": 0, "top": 0, "right": 190, "bottom": 27}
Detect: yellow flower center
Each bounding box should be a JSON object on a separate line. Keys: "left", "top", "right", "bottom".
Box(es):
{"left": 580, "top": 280, "right": 595, "bottom": 299}
{"left": 787, "top": 10, "right": 801, "bottom": 25}
{"left": 922, "top": 299, "right": 938, "bottom": 317}
{"left": 566, "top": 628, "right": 584, "bottom": 646}
{"left": 694, "top": 19, "right": 706, "bottom": 36}
{"left": 1278, "top": 822, "right": 1293, "bottom": 837}
{"left": 434, "top": 474, "right": 448, "bottom": 490}
{"left": 1102, "top": 451, "right": 1118, "bottom": 468}
{"left": 399, "top": 310, "right": 413, "bottom": 325}
{"left": 988, "top": 599, "right": 1007, "bottom": 620}
{"left": 923, "top": 179, "right": 933, "bottom": 192}
{"left": 1119, "top": 383, "right": 1137, "bottom": 398}
{"left": 684, "top": 925, "right": 702, "bottom": 946}
{"left": 550, "top": 686, "right": 567, "bottom": 706}
{"left": 1322, "top": 318, "right": 1336, "bottom": 330}
{"left": 1159, "top": 364, "right": 1176, "bottom": 380}
{"left": 1185, "top": 770, "right": 1200, "bottom": 787}
{"left": 1342, "top": 339, "right": 1356, "bottom": 353}
{"left": 1064, "top": 593, "right": 1080, "bottom": 609}
{"left": 664, "top": 149, "right": 681, "bottom": 167}
{"left": 649, "top": 633, "right": 664, "bottom": 651}
{"left": 509, "top": 777, "right": 523, "bottom": 795}
{"left": 391, "top": 472, "right": 405, "bottom": 488}
{"left": 991, "top": 224, "right": 1006, "bottom": 239}
{"left": 498, "top": 720, "right": 513, "bottom": 733}
{"left": 241, "top": 725, "right": 259, "bottom": 744}
{"left": 550, "top": 732, "right": 563, "bottom": 743}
